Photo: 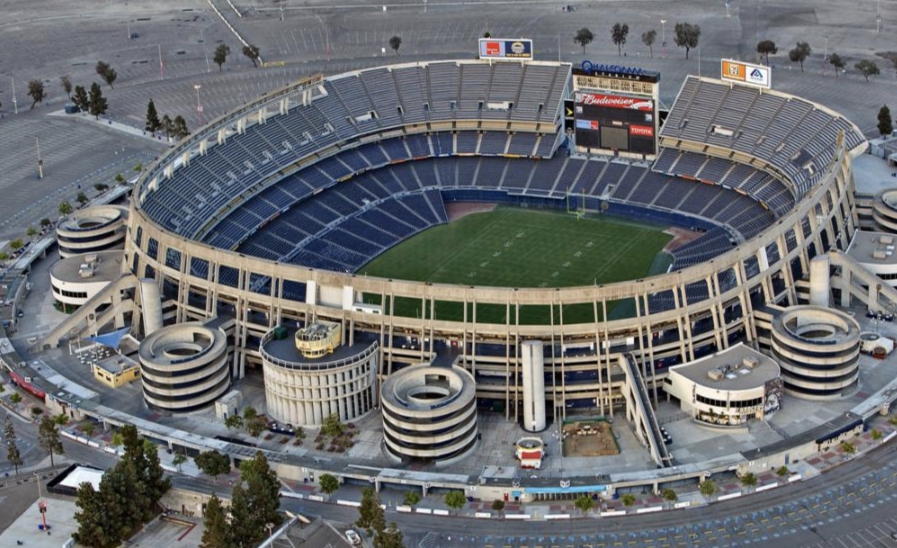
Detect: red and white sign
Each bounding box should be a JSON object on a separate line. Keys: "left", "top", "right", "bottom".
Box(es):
{"left": 575, "top": 92, "right": 653, "bottom": 111}
{"left": 629, "top": 124, "right": 654, "bottom": 137}
{"left": 483, "top": 41, "right": 501, "bottom": 56}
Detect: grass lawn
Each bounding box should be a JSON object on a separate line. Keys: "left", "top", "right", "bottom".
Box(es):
{"left": 360, "top": 207, "right": 671, "bottom": 324}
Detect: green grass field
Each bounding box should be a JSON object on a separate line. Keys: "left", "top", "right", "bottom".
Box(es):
{"left": 360, "top": 208, "right": 672, "bottom": 324}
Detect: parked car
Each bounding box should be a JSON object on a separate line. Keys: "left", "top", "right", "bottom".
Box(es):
{"left": 346, "top": 529, "right": 362, "bottom": 546}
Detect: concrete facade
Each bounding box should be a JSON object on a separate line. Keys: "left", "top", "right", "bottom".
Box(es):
{"left": 56, "top": 205, "right": 127, "bottom": 258}
{"left": 380, "top": 364, "right": 478, "bottom": 462}
{"left": 260, "top": 329, "right": 377, "bottom": 427}
{"left": 770, "top": 306, "right": 860, "bottom": 400}
{"left": 138, "top": 323, "right": 230, "bottom": 412}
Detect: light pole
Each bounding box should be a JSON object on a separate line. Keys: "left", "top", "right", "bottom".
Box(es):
{"left": 194, "top": 84, "right": 203, "bottom": 127}
{"left": 10, "top": 76, "right": 18, "bottom": 114}
{"left": 198, "top": 22, "right": 214, "bottom": 73}
{"left": 660, "top": 20, "right": 667, "bottom": 57}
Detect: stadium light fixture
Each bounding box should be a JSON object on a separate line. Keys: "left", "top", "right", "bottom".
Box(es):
{"left": 660, "top": 20, "right": 667, "bottom": 57}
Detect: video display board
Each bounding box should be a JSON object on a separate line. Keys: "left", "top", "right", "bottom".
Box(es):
{"left": 573, "top": 91, "right": 656, "bottom": 155}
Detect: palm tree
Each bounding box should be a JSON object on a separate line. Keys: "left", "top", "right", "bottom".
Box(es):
{"left": 740, "top": 472, "right": 758, "bottom": 492}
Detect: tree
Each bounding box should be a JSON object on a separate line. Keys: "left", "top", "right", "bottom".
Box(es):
{"left": 890, "top": 414, "right": 897, "bottom": 426}
{"left": 0, "top": 252, "right": 8, "bottom": 262}
{"left": 621, "top": 493, "right": 636, "bottom": 507}
{"left": 88, "top": 82, "right": 108, "bottom": 120}
{"left": 40, "top": 217, "right": 52, "bottom": 228}
{"left": 674, "top": 23, "right": 701, "bottom": 60}
{"left": 574, "top": 494, "right": 593, "bottom": 515}
{"left": 145, "top": 99, "right": 161, "bottom": 133}
{"left": 118, "top": 425, "right": 170, "bottom": 521}
{"left": 871, "top": 428, "right": 884, "bottom": 444}
{"left": 699, "top": 479, "right": 717, "bottom": 500}
{"left": 246, "top": 415, "right": 267, "bottom": 437}
{"left": 26, "top": 226, "right": 38, "bottom": 237}
{"left": 73, "top": 482, "right": 115, "bottom": 548}
{"left": 610, "top": 23, "right": 629, "bottom": 56}
{"left": 82, "top": 422, "right": 95, "bottom": 439}
{"left": 878, "top": 105, "right": 893, "bottom": 136}
{"left": 319, "top": 472, "right": 340, "bottom": 495}
{"left": 236, "top": 452, "right": 282, "bottom": 540}
{"left": 322, "top": 413, "right": 345, "bottom": 437}
{"left": 38, "top": 415, "right": 64, "bottom": 466}
{"left": 788, "top": 41, "right": 811, "bottom": 72}
{"left": 27, "top": 79, "right": 46, "bottom": 109}
{"left": 60, "top": 75, "right": 73, "bottom": 99}
{"left": 172, "top": 450, "right": 187, "bottom": 472}
{"left": 96, "top": 61, "right": 117, "bottom": 89}
{"left": 661, "top": 488, "right": 677, "bottom": 507}
{"left": 374, "top": 522, "right": 405, "bottom": 548}
{"left": 641, "top": 29, "right": 657, "bottom": 58}
{"left": 110, "top": 431, "right": 123, "bottom": 449}
{"left": 829, "top": 53, "right": 846, "bottom": 77}
{"left": 213, "top": 44, "right": 231, "bottom": 72}
{"left": 840, "top": 440, "right": 857, "bottom": 454}
{"left": 389, "top": 35, "right": 402, "bottom": 55}
{"left": 200, "top": 493, "right": 233, "bottom": 548}
{"left": 9, "top": 239, "right": 24, "bottom": 251}
{"left": 172, "top": 115, "right": 190, "bottom": 140}
{"left": 77, "top": 191, "right": 89, "bottom": 205}
{"left": 161, "top": 114, "right": 173, "bottom": 139}
{"left": 10, "top": 393, "right": 23, "bottom": 406}
{"left": 4, "top": 416, "right": 24, "bottom": 475}
{"left": 93, "top": 183, "right": 108, "bottom": 192}
{"left": 403, "top": 491, "right": 421, "bottom": 509}
{"left": 224, "top": 414, "right": 244, "bottom": 430}
{"left": 229, "top": 484, "right": 255, "bottom": 548}
{"left": 855, "top": 59, "right": 880, "bottom": 82}
{"left": 574, "top": 28, "right": 595, "bottom": 54}
{"left": 775, "top": 465, "right": 790, "bottom": 477}
{"left": 356, "top": 487, "right": 385, "bottom": 535}
{"left": 59, "top": 201, "right": 73, "bottom": 216}
{"left": 740, "top": 472, "right": 758, "bottom": 491}
{"left": 73, "top": 85, "right": 89, "bottom": 112}
{"left": 242, "top": 44, "right": 261, "bottom": 67}
{"left": 756, "top": 40, "right": 778, "bottom": 65}
{"left": 194, "top": 450, "right": 231, "bottom": 478}
{"left": 491, "top": 499, "right": 505, "bottom": 515}
{"left": 444, "top": 490, "right": 467, "bottom": 514}
{"left": 54, "top": 413, "right": 70, "bottom": 426}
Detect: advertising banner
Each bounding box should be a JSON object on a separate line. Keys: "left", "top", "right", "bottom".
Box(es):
{"left": 721, "top": 59, "right": 771, "bottom": 89}
{"left": 478, "top": 38, "right": 534, "bottom": 60}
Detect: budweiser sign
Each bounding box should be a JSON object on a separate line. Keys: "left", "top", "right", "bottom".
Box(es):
{"left": 575, "top": 92, "right": 653, "bottom": 111}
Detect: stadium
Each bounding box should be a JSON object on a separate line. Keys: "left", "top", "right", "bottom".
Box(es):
{"left": 45, "top": 53, "right": 880, "bottom": 466}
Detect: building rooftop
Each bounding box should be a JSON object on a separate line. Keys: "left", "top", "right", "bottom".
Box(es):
{"left": 847, "top": 230, "right": 897, "bottom": 265}
{"left": 669, "top": 343, "right": 780, "bottom": 391}
{"left": 49, "top": 250, "right": 123, "bottom": 283}
{"left": 263, "top": 327, "right": 375, "bottom": 366}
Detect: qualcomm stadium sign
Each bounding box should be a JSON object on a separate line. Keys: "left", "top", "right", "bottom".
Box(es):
{"left": 581, "top": 61, "right": 645, "bottom": 76}
{"left": 578, "top": 61, "right": 660, "bottom": 83}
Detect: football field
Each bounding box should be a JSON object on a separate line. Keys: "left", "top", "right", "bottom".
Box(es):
{"left": 361, "top": 207, "right": 672, "bottom": 289}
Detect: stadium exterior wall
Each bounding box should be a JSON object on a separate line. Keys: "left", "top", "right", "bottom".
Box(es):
{"left": 124, "top": 64, "right": 860, "bottom": 423}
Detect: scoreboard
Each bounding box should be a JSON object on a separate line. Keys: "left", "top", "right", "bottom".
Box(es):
{"left": 571, "top": 62, "right": 660, "bottom": 159}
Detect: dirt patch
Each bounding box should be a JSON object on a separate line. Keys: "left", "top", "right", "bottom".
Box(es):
{"left": 445, "top": 201, "right": 497, "bottom": 222}
{"left": 663, "top": 227, "right": 704, "bottom": 253}
{"left": 562, "top": 420, "right": 619, "bottom": 458}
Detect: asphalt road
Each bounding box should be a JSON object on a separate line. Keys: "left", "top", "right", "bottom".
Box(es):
{"left": 269, "top": 442, "right": 897, "bottom": 548}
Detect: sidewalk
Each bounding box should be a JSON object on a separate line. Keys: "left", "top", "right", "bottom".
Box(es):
{"left": 284, "top": 414, "right": 897, "bottom": 521}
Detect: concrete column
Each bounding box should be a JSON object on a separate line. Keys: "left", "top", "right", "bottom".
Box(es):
{"left": 521, "top": 341, "right": 546, "bottom": 432}
{"left": 809, "top": 255, "right": 831, "bottom": 307}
